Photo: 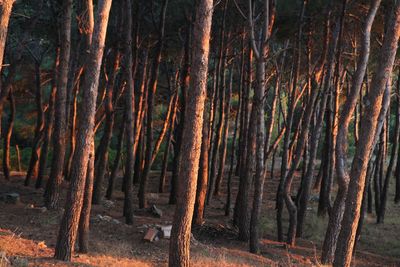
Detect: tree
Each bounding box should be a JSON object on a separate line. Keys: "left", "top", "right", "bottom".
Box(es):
{"left": 44, "top": 0, "right": 73, "bottom": 209}
{"left": 333, "top": 1, "right": 400, "bottom": 265}
{"left": 320, "top": 0, "right": 377, "bottom": 262}
{"left": 54, "top": 0, "right": 112, "bottom": 260}
{"left": 0, "top": 0, "right": 15, "bottom": 72}
{"left": 168, "top": 0, "right": 213, "bottom": 265}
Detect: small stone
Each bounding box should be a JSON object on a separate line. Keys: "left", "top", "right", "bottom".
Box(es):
{"left": 40, "top": 207, "right": 47, "bottom": 213}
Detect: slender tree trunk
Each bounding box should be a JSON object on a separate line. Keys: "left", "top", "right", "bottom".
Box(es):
{"left": 25, "top": 62, "right": 45, "bottom": 186}
{"left": 276, "top": 0, "right": 306, "bottom": 242}
{"left": 92, "top": 49, "right": 121, "bottom": 204}
{"left": 208, "top": 51, "right": 227, "bottom": 202}
{"left": 54, "top": 0, "right": 112, "bottom": 260}
{"left": 321, "top": 1, "right": 379, "bottom": 263}
{"left": 233, "top": 44, "right": 252, "bottom": 226}
{"left": 214, "top": 66, "right": 232, "bottom": 197}
{"left": 169, "top": 25, "right": 190, "bottom": 205}
{"left": 64, "top": 0, "right": 94, "bottom": 181}
{"left": 193, "top": 97, "right": 210, "bottom": 226}
{"left": 139, "top": 0, "right": 168, "bottom": 209}
{"left": 36, "top": 49, "right": 60, "bottom": 189}
{"left": 106, "top": 114, "right": 125, "bottom": 200}
{"left": 237, "top": 106, "right": 256, "bottom": 241}
{"left": 377, "top": 70, "right": 400, "bottom": 222}
{"left": 44, "top": 0, "right": 73, "bottom": 210}
{"left": 333, "top": 2, "right": 400, "bottom": 265}
{"left": 159, "top": 89, "right": 179, "bottom": 193}
{"left": 122, "top": 0, "right": 135, "bottom": 224}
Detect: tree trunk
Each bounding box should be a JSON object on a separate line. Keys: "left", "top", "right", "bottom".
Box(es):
{"left": 377, "top": 70, "right": 400, "bottom": 223}
{"left": 333, "top": 2, "right": 400, "bottom": 265}
{"left": 159, "top": 88, "right": 179, "bottom": 193}
{"left": 169, "top": 25, "right": 190, "bottom": 205}
{"left": 139, "top": 0, "right": 168, "bottom": 209}
{"left": 78, "top": 142, "right": 94, "bottom": 253}
{"left": 92, "top": 49, "right": 121, "bottom": 204}
{"left": 168, "top": 0, "right": 213, "bottom": 264}
{"left": 321, "top": 1, "right": 379, "bottom": 263}
{"left": 45, "top": 0, "right": 73, "bottom": 209}
{"left": 25, "top": 62, "right": 45, "bottom": 186}
{"left": 3, "top": 89, "right": 14, "bottom": 180}
{"left": 122, "top": 0, "right": 135, "bottom": 224}
{"left": 237, "top": 106, "right": 256, "bottom": 241}
{"left": 106, "top": 114, "right": 125, "bottom": 200}
{"left": 214, "top": 65, "right": 232, "bottom": 197}
{"left": 54, "top": 0, "right": 112, "bottom": 260}
{"left": 0, "top": 0, "right": 15, "bottom": 74}
{"left": 36, "top": 48, "right": 60, "bottom": 189}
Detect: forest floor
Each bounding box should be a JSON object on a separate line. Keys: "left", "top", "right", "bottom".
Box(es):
{"left": 0, "top": 170, "right": 399, "bottom": 267}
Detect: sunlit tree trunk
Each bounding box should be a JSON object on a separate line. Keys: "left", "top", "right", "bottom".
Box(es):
{"left": 54, "top": 0, "right": 112, "bottom": 260}
{"left": 333, "top": 1, "right": 400, "bottom": 265}
{"left": 321, "top": 1, "right": 379, "bottom": 263}
{"left": 168, "top": 0, "right": 213, "bottom": 264}
{"left": 0, "top": 0, "right": 15, "bottom": 73}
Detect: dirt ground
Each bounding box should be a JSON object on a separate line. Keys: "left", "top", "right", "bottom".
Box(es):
{"left": 0, "top": 170, "right": 399, "bottom": 267}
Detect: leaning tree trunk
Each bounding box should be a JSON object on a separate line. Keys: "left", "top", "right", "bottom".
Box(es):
{"left": 168, "top": 0, "right": 213, "bottom": 265}
{"left": 44, "top": 0, "right": 72, "bottom": 209}
{"left": 321, "top": 1, "right": 379, "bottom": 263}
{"left": 296, "top": 14, "right": 330, "bottom": 236}
{"left": 333, "top": 2, "right": 400, "bottom": 265}
{"left": 54, "top": 0, "right": 112, "bottom": 261}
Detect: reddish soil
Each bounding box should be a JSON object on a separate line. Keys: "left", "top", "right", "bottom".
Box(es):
{"left": 0, "top": 171, "right": 399, "bottom": 266}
